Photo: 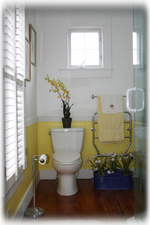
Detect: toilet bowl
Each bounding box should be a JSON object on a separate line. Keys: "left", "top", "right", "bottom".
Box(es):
{"left": 53, "top": 150, "right": 82, "bottom": 196}
{"left": 50, "top": 128, "right": 84, "bottom": 196}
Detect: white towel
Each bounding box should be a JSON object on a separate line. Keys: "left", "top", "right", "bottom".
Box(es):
{"left": 101, "top": 94, "right": 123, "bottom": 114}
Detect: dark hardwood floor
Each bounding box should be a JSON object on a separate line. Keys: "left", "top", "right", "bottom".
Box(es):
{"left": 24, "top": 179, "right": 134, "bottom": 221}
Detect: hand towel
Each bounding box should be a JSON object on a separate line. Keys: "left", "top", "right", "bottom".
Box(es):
{"left": 97, "top": 95, "right": 124, "bottom": 143}
{"left": 101, "top": 94, "right": 123, "bottom": 114}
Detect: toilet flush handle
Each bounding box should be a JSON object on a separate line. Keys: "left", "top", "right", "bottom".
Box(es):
{"left": 48, "top": 131, "right": 51, "bottom": 135}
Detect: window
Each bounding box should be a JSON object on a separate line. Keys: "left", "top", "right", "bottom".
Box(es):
{"left": 3, "top": 2, "right": 25, "bottom": 196}
{"left": 133, "top": 31, "right": 140, "bottom": 65}
{"left": 68, "top": 27, "right": 103, "bottom": 69}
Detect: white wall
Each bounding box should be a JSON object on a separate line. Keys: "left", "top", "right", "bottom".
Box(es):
{"left": 36, "top": 7, "right": 134, "bottom": 121}
{"left": 25, "top": 8, "right": 38, "bottom": 126}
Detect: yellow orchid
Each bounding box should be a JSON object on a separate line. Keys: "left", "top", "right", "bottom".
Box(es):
{"left": 45, "top": 74, "right": 74, "bottom": 118}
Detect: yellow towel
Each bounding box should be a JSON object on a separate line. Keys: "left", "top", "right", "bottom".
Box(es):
{"left": 97, "top": 95, "right": 124, "bottom": 143}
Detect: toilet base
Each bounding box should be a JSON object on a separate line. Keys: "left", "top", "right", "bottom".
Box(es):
{"left": 57, "top": 174, "right": 78, "bottom": 196}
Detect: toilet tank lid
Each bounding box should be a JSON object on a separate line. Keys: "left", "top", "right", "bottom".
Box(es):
{"left": 50, "top": 128, "right": 84, "bottom": 132}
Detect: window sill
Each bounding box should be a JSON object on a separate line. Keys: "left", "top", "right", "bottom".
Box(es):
{"left": 59, "top": 67, "right": 113, "bottom": 70}
{"left": 58, "top": 68, "right": 113, "bottom": 79}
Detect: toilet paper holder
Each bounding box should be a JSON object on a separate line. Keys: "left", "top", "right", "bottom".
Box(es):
{"left": 24, "top": 154, "right": 47, "bottom": 218}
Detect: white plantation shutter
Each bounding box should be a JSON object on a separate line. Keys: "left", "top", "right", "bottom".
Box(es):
{"left": 3, "top": 5, "right": 17, "bottom": 185}
{"left": 17, "top": 85, "right": 25, "bottom": 174}
{"left": 16, "top": 2, "right": 25, "bottom": 176}
{"left": 4, "top": 79, "right": 16, "bottom": 181}
{"left": 3, "top": 1, "right": 25, "bottom": 194}
{"left": 16, "top": 4, "right": 24, "bottom": 82}
{"left": 3, "top": 6, "right": 15, "bottom": 76}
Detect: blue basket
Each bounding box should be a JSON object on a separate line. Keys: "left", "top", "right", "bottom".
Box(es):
{"left": 91, "top": 169, "right": 133, "bottom": 190}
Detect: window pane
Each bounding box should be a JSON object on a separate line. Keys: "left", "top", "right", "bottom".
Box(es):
{"left": 133, "top": 50, "right": 139, "bottom": 65}
{"left": 133, "top": 31, "right": 140, "bottom": 65}
{"left": 71, "top": 50, "right": 85, "bottom": 65}
{"left": 85, "top": 32, "right": 99, "bottom": 49}
{"left": 133, "top": 32, "right": 138, "bottom": 49}
{"left": 85, "top": 50, "right": 99, "bottom": 65}
{"left": 71, "top": 33, "right": 84, "bottom": 50}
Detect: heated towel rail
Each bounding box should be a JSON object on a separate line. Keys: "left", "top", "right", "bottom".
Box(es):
{"left": 91, "top": 111, "right": 132, "bottom": 155}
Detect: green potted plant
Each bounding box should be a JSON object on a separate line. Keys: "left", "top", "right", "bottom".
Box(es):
{"left": 45, "top": 74, "right": 74, "bottom": 128}
{"left": 115, "top": 152, "right": 134, "bottom": 175}
{"left": 85, "top": 155, "right": 108, "bottom": 176}
{"left": 85, "top": 152, "right": 134, "bottom": 190}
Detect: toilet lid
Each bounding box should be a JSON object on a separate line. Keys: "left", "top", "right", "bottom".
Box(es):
{"left": 53, "top": 150, "right": 80, "bottom": 164}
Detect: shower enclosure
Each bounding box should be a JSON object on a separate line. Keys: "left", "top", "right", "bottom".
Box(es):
{"left": 126, "top": 5, "right": 147, "bottom": 221}
{"left": 133, "top": 7, "right": 147, "bottom": 220}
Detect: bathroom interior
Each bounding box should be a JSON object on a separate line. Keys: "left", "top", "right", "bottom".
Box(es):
{"left": 2, "top": 1, "right": 148, "bottom": 224}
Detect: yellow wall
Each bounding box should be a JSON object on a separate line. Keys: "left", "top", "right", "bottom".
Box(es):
{"left": 38, "top": 121, "right": 134, "bottom": 170}
{"left": 4, "top": 123, "right": 38, "bottom": 218}
{"left": 4, "top": 120, "right": 134, "bottom": 218}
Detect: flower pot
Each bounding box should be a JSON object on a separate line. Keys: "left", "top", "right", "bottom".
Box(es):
{"left": 62, "top": 117, "right": 72, "bottom": 128}
{"left": 91, "top": 169, "right": 133, "bottom": 190}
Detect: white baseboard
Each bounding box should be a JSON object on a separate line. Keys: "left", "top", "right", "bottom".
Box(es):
{"left": 39, "top": 169, "right": 57, "bottom": 179}
{"left": 14, "top": 181, "right": 33, "bottom": 219}
{"left": 39, "top": 169, "right": 93, "bottom": 180}
{"left": 78, "top": 169, "right": 93, "bottom": 179}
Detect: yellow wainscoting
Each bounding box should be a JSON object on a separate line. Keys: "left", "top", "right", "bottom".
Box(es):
{"left": 38, "top": 121, "right": 134, "bottom": 171}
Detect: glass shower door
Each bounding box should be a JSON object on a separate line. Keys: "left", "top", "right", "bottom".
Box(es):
{"left": 133, "top": 7, "right": 147, "bottom": 219}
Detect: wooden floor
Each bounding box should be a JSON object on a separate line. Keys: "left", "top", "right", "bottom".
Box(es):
{"left": 24, "top": 179, "right": 134, "bottom": 221}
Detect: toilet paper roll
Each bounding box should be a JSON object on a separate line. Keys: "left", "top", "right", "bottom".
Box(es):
{"left": 39, "top": 154, "right": 47, "bottom": 165}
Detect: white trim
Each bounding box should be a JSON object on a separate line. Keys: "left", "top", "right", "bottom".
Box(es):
{"left": 58, "top": 68, "right": 112, "bottom": 79}
{"left": 25, "top": 116, "right": 38, "bottom": 127}
{"left": 38, "top": 116, "right": 92, "bottom": 122}
{"left": 26, "top": 115, "right": 95, "bottom": 124}
{"left": 39, "top": 169, "right": 93, "bottom": 180}
{"left": 25, "top": 113, "right": 133, "bottom": 125}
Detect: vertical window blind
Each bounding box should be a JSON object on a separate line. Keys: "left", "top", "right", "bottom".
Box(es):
{"left": 3, "top": 1, "right": 25, "bottom": 194}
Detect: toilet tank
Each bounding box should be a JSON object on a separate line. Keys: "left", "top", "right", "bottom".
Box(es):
{"left": 50, "top": 128, "right": 85, "bottom": 153}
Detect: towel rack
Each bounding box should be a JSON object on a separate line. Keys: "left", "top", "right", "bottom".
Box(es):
{"left": 91, "top": 111, "right": 132, "bottom": 156}
{"left": 91, "top": 94, "right": 126, "bottom": 99}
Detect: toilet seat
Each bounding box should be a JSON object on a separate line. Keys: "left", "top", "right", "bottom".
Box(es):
{"left": 53, "top": 150, "right": 81, "bottom": 165}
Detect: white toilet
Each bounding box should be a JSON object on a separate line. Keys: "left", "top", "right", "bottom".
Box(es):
{"left": 50, "top": 127, "right": 84, "bottom": 196}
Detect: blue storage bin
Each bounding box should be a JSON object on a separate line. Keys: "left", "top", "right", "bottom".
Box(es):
{"left": 91, "top": 169, "right": 133, "bottom": 190}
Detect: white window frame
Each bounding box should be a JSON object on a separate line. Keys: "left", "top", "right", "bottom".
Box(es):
{"left": 3, "top": 2, "right": 25, "bottom": 203}
{"left": 67, "top": 26, "right": 103, "bottom": 69}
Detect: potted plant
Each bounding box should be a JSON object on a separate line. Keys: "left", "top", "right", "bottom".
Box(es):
{"left": 45, "top": 74, "right": 74, "bottom": 128}
{"left": 85, "top": 152, "right": 134, "bottom": 190}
